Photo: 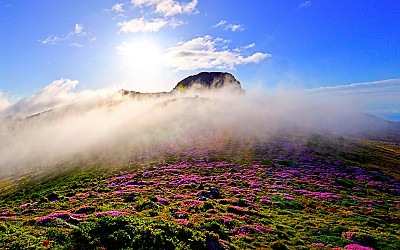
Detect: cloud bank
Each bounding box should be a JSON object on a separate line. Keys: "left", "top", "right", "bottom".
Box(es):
{"left": 307, "top": 78, "right": 400, "bottom": 96}
{"left": 1, "top": 76, "right": 398, "bottom": 177}
{"left": 163, "top": 35, "right": 271, "bottom": 70}
{"left": 117, "top": 0, "right": 196, "bottom": 33}
{"left": 131, "top": 0, "right": 198, "bottom": 17}
{"left": 307, "top": 78, "right": 400, "bottom": 121}
{"left": 1, "top": 79, "right": 116, "bottom": 118}
{"left": 0, "top": 92, "right": 11, "bottom": 113}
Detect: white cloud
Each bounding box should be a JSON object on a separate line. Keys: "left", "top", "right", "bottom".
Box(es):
{"left": 213, "top": 20, "right": 245, "bottom": 32}
{"left": 5, "top": 79, "right": 78, "bottom": 117}
{"left": 3, "top": 79, "right": 117, "bottom": 118}
{"left": 70, "top": 42, "right": 83, "bottom": 48}
{"left": 213, "top": 20, "right": 228, "bottom": 28}
{"left": 163, "top": 35, "right": 271, "bottom": 70}
{"left": 243, "top": 43, "right": 255, "bottom": 49}
{"left": 41, "top": 35, "right": 61, "bottom": 45}
{"left": 307, "top": 78, "right": 400, "bottom": 96}
{"left": 240, "top": 52, "right": 268, "bottom": 64}
{"left": 118, "top": 17, "right": 183, "bottom": 33}
{"left": 0, "top": 91, "right": 11, "bottom": 114}
{"left": 131, "top": 0, "right": 198, "bottom": 16}
{"left": 40, "top": 23, "right": 90, "bottom": 46}
{"left": 299, "top": 1, "right": 312, "bottom": 9}
{"left": 213, "top": 20, "right": 227, "bottom": 28}
{"left": 226, "top": 24, "right": 244, "bottom": 32}
{"left": 306, "top": 79, "right": 400, "bottom": 121}
{"left": 74, "top": 23, "right": 84, "bottom": 34}
{"left": 111, "top": 3, "right": 125, "bottom": 12}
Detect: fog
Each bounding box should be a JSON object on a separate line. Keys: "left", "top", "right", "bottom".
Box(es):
{"left": 0, "top": 82, "right": 370, "bottom": 177}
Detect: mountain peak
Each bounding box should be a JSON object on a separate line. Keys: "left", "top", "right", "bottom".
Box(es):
{"left": 172, "top": 72, "right": 244, "bottom": 92}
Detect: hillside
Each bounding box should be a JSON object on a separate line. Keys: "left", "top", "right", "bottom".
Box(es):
{"left": 0, "top": 131, "right": 399, "bottom": 249}
{"left": 0, "top": 73, "right": 399, "bottom": 250}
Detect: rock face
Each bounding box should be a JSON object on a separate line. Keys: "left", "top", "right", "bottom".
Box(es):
{"left": 172, "top": 72, "right": 244, "bottom": 92}
{"left": 118, "top": 72, "right": 244, "bottom": 99}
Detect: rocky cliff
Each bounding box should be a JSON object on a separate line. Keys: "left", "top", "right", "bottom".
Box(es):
{"left": 172, "top": 72, "right": 244, "bottom": 92}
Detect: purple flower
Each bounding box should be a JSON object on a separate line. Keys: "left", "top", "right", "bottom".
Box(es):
{"left": 311, "top": 242, "right": 325, "bottom": 247}
{"left": 233, "top": 224, "right": 272, "bottom": 235}
{"left": 36, "top": 216, "right": 53, "bottom": 225}
{"left": 345, "top": 244, "right": 374, "bottom": 250}
{"left": 249, "top": 182, "right": 259, "bottom": 188}
{"left": 19, "top": 202, "right": 38, "bottom": 209}
{"left": 260, "top": 196, "right": 272, "bottom": 204}
{"left": 49, "top": 212, "right": 69, "bottom": 220}
{"left": 95, "top": 210, "right": 126, "bottom": 217}
{"left": 342, "top": 232, "right": 355, "bottom": 240}
{"left": 157, "top": 197, "right": 170, "bottom": 205}
{"left": 176, "top": 219, "right": 192, "bottom": 227}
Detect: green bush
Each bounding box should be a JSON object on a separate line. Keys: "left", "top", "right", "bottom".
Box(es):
{"left": 276, "top": 160, "right": 297, "bottom": 167}
{"left": 135, "top": 200, "right": 160, "bottom": 212}
{"left": 0, "top": 223, "right": 7, "bottom": 232}
{"left": 45, "top": 228, "right": 68, "bottom": 244}
{"left": 199, "top": 219, "right": 229, "bottom": 240}
{"left": 310, "top": 235, "right": 351, "bottom": 247}
{"left": 68, "top": 215, "right": 222, "bottom": 250}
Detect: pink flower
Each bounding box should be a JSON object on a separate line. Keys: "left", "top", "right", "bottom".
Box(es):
{"left": 157, "top": 197, "right": 170, "bottom": 205}
{"left": 342, "top": 232, "right": 355, "bottom": 240}
{"left": 312, "top": 242, "right": 325, "bottom": 247}
{"left": 222, "top": 216, "right": 233, "bottom": 224}
{"left": 36, "top": 216, "right": 53, "bottom": 225}
{"left": 19, "top": 202, "right": 38, "bottom": 209}
{"left": 345, "top": 244, "right": 374, "bottom": 250}
{"left": 176, "top": 219, "right": 192, "bottom": 227}
{"left": 249, "top": 182, "right": 259, "bottom": 188}
{"left": 260, "top": 196, "right": 272, "bottom": 204}
{"left": 95, "top": 210, "right": 126, "bottom": 217}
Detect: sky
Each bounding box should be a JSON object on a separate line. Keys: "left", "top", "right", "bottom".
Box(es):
{"left": 0, "top": 0, "right": 399, "bottom": 120}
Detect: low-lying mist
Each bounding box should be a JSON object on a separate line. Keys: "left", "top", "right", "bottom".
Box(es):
{"left": 0, "top": 85, "right": 378, "bottom": 177}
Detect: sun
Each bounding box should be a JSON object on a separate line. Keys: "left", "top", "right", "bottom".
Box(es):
{"left": 116, "top": 38, "right": 162, "bottom": 71}
{"left": 116, "top": 38, "right": 173, "bottom": 92}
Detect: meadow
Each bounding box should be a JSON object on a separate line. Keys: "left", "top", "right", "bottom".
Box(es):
{"left": 0, "top": 132, "right": 399, "bottom": 249}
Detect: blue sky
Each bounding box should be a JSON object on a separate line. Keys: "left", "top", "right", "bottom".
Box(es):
{"left": 1, "top": 0, "right": 399, "bottom": 120}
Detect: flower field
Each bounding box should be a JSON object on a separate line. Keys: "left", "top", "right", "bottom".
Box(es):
{"left": 0, "top": 133, "right": 399, "bottom": 249}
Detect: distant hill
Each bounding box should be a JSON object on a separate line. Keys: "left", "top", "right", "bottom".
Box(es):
{"left": 344, "top": 113, "right": 400, "bottom": 142}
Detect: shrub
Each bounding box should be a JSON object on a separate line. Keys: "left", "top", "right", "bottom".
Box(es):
{"left": 199, "top": 219, "right": 229, "bottom": 240}
{"left": 276, "top": 160, "right": 297, "bottom": 167}
{"left": 135, "top": 200, "right": 160, "bottom": 212}
{"left": 202, "top": 200, "right": 214, "bottom": 211}
{"left": 45, "top": 228, "right": 68, "bottom": 244}
{"left": 0, "top": 223, "right": 7, "bottom": 232}
{"left": 271, "top": 241, "right": 289, "bottom": 250}
{"left": 68, "top": 215, "right": 222, "bottom": 250}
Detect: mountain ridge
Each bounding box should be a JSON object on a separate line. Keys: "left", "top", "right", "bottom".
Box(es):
{"left": 118, "top": 72, "right": 244, "bottom": 98}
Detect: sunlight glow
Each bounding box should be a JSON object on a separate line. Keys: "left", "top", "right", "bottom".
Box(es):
{"left": 116, "top": 39, "right": 162, "bottom": 72}
{"left": 115, "top": 38, "right": 175, "bottom": 92}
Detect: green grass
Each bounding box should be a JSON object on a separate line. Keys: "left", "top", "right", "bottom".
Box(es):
{"left": 0, "top": 133, "right": 399, "bottom": 249}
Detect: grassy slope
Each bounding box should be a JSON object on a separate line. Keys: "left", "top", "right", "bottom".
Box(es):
{"left": 0, "top": 133, "right": 399, "bottom": 249}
